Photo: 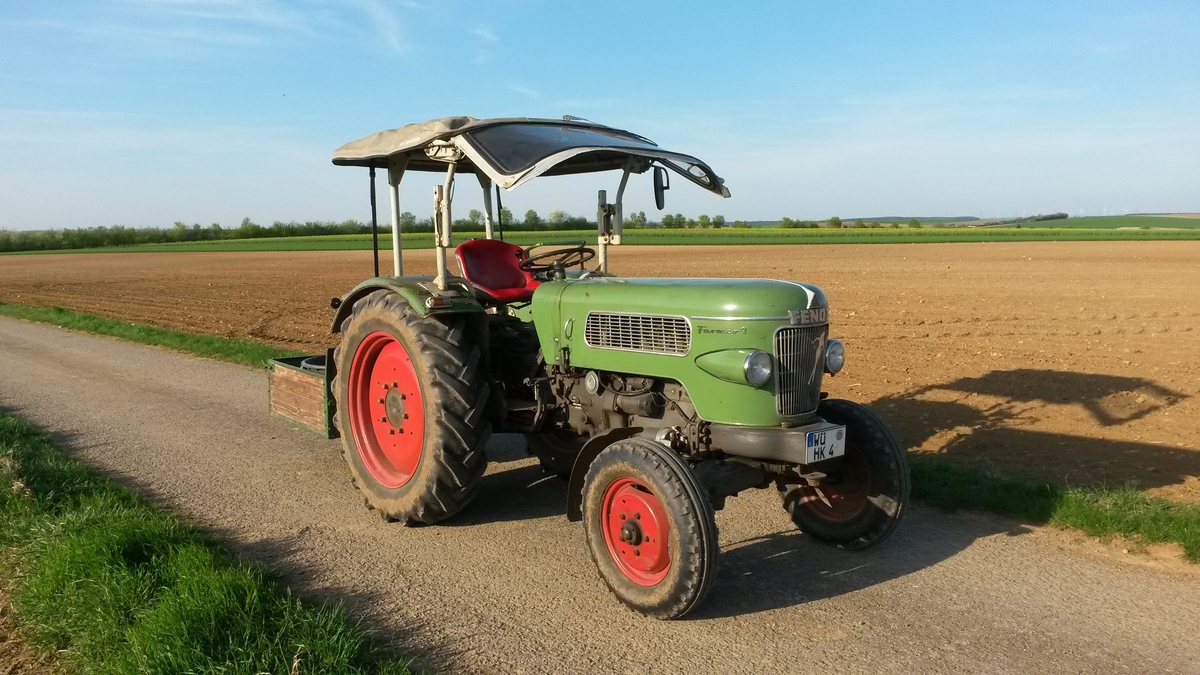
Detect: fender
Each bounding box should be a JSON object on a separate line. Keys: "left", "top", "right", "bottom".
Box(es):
{"left": 565, "top": 427, "right": 643, "bottom": 522}
{"left": 330, "top": 276, "right": 484, "bottom": 333}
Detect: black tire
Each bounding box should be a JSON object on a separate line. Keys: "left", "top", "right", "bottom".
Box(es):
{"left": 581, "top": 438, "right": 718, "bottom": 619}
{"left": 778, "top": 398, "right": 909, "bottom": 550}
{"left": 525, "top": 430, "right": 587, "bottom": 479}
{"left": 333, "top": 291, "right": 490, "bottom": 525}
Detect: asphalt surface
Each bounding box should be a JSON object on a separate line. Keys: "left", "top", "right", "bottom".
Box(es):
{"left": 2, "top": 316, "right": 1198, "bottom": 674}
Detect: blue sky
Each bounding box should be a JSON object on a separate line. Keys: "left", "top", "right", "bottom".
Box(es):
{"left": 2, "top": 0, "right": 1198, "bottom": 230}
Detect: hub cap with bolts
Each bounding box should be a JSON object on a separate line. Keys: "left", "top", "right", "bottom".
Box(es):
{"left": 601, "top": 477, "right": 670, "bottom": 586}
{"left": 348, "top": 331, "right": 425, "bottom": 489}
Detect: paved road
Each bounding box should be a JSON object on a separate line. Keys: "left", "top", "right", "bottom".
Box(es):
{"left": 2, "top": 316, "right": 1198, "bottom": 674}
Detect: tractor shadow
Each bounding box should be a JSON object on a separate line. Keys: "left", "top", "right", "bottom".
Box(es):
{"left": 697, "top": 506, "right": 1018, "bottom": 619}
{"left": 448, "top": 433, "right": 569, "bottom": 525}
{"left": 870, "top": 368, "right": 1196, "bottom": 492}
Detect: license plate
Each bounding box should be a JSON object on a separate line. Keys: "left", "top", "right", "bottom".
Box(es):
{"left": 805, "top": 425, "right": 846, "bottom": 464}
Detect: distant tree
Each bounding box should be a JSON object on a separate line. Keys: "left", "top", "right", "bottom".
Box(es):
{"left": 547, "top": 210, "right": 568, "bottom": 227}
{"left": 780, "top": 217, "right": 797, "bottom": 229}
{"left": 827, "top": 216, "right": 842, "bottom": 229}
{"left": 712, "top": 215, "right": 726, "bottom": 228}
{"left": 853, "top": 218, "right": 866, "bottom": 228}
{"left": 524, "top": 209, "right": 543, "bottom": 229}
{"left": 890, "top": 222, "right": 901, "bottom": 229}
{"left": 499, "top": 207, "right": 514, "bottom": 227}
{"left": 237, "top": 217, "right": 264, "bottom": 239}
{"left": 675, "top": 213, "right": 687, "bottom": 229}
{"left": 907, "top": 218, "right": 921, "bottom": 228}
{"left": 468, "top": 209, "right": 484, "bottom": 227}
{"left": 697, "top": 215, "right": 712, "bottom": 228}
{"left": 398, "top": 211, "right": 418, "bottom": 232}
{"left": 624, "top": 211, "right": 648, "bottom": 229}
{"left": 732, "top": 220, "right": 750, "bottom": 228}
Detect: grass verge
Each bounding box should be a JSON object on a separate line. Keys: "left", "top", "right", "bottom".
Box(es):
{"left": 911, "top": 456, "right": 1200, "bottom": 561}
{"left": 0, "top": 414, "right": 410, "bottom": 673}
{"left": 0, "top": 302, "right": 301, "bottom": 367}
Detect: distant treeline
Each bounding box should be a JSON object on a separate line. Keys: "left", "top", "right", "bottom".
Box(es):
{"left": 0, "top": 207, "right": 734, "bottom": 252}
{"left": 0, "top": 212, "right": 596, "bottom": 253}
{"left": 1015, "top": 212, "right": 1069, "bottom": 222}
{"left": 0, "top": 210, "right": 1074, "bottom": 253}
{"left": 0, "top": 219, "right": 374, "bottom": 252}
{"left": 982, "top": 212, "right": 1070, "bottom": 228}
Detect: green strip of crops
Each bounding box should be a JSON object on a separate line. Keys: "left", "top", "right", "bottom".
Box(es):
{"left": 0, "top": 414, "right": 412, "bottom": 673}
{"left": 911, "top": 457, "right": 1200, "bottom": 561}
{"left": 6, "top": 225, "right": 1200, "bottom": 254}
{"left": 0, "top": 302, "right": 301, "bottom": 366}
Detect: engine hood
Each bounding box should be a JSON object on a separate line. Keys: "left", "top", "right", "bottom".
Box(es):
{"left": 538, "top": 277, "right": 827, "bottom": 321}
{"left": 529, "top": 276, "right": 832, "bottom": 427}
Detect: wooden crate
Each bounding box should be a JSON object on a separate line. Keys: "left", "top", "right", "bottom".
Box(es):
{"left": 268, "top": 351, "right": 338, "bottom": 438}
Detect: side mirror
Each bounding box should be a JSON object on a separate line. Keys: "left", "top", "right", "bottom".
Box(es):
{"left": 653, "top": 166, "right": 670, "bottom": 210}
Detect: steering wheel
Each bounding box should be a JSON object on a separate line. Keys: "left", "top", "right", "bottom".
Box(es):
{"left": 519, "top": 242, "right": 596, "bottom": 279}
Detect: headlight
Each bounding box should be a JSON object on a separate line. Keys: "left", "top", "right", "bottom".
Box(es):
{"left": 824, "top": 339, "right": 845, "bottom": 375}
{"left": 743, "top": 350, "right": 773, "bottom": 387}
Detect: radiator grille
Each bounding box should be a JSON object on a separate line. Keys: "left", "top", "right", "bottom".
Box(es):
{"left": 775, "top": 325, "right": 828, "bottom": 415}
{"left": 584, "top": 312, "right": 691, "bottom": 356}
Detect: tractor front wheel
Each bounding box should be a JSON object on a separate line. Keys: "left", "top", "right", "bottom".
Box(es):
{"left": 334, "top": 291, "right": 490, "bottom": 525}
{"left": 581, "top": 438, "right": 718, "bottom": 619}
{"left": 778, "top": 398, "right": 909, "bottom": 550}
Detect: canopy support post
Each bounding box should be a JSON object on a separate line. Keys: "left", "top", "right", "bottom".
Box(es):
{"left": 478, "top": 173, "right": 495, "bottom": 240}
{"left": 387, "top": 156, "right": 408, "bottom": 276}
{"left": 433, "top": 162, "right": 457, "bottom": 290}
{"left": 369, "top": 167, "right": 379, "bottom": 277}
{"left": 596, "top": 162, "right": 633, "bottom": 275}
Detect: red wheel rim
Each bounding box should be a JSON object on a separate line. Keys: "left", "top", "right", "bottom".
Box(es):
{"left": 797, "top": 450, "right": 870, "bottom": 522}
{"left": 601, "top": 478, "right": 670, "bottom": 586}
{"left": 348, "top": 331, "right": 425, "bottom": 489}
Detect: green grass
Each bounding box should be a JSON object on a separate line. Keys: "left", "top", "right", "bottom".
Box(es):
{"left": 911, "top": 456, "right": 1200, "bottom": 561}
{"left": 0, "top": 414, "right": 411, "bottom": 673}
{"left": 7, "top": 222, "right": 1200, "bottom": 254}
{"left": 0, "top": 302, "right": 301, "bottom": 366}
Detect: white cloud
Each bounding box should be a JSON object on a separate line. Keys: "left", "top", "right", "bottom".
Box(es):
{"left": 345, "top": 0, "right": 407, "bottom": 54}
{"left": 471, "top": 24, "right": 498, "bottom": 64}
{"left": 506, "top": 83, "right": 541, "bottom": 99}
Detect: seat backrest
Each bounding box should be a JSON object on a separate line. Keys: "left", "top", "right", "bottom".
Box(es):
{"left": 455, "top": 238, "right": 533, "bottom": 292}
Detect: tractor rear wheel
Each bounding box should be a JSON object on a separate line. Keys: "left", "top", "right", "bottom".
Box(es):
{"left": 778, "top": 398, "right": 909, "bottom": 550}
{"left": 334, "top": 291, "right": 490, "bottom": 525}
{"left": 581, "top": 438, "right": 718, "bottom": 619}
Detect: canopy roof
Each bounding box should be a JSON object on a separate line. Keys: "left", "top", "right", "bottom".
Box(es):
{"left": 332, "top": 116, "right": 729, "bottom": 197}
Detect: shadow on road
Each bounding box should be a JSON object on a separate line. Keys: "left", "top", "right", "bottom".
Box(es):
{"left": 450, "top": 433, "right": 568, "bottom": 525}
{"left": 697, "top": 508, "right": 1021, "bottom": 619}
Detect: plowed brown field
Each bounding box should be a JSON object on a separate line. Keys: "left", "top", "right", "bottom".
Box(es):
{"left": 3, "top": 242, "right": 1198, "bottom": 501}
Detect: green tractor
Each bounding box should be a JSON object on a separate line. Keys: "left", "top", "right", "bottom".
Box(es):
{"left": 326, "top": 117, "right": 909, "bottom": 619}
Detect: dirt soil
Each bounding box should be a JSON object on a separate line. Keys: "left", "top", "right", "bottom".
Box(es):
{"left": 2, "top": 241, "right": 1198, "bottom": 501}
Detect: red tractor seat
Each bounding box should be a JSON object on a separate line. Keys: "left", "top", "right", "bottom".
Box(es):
{"left": 455, "top": 238, "right": 540, "bottom": 304}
